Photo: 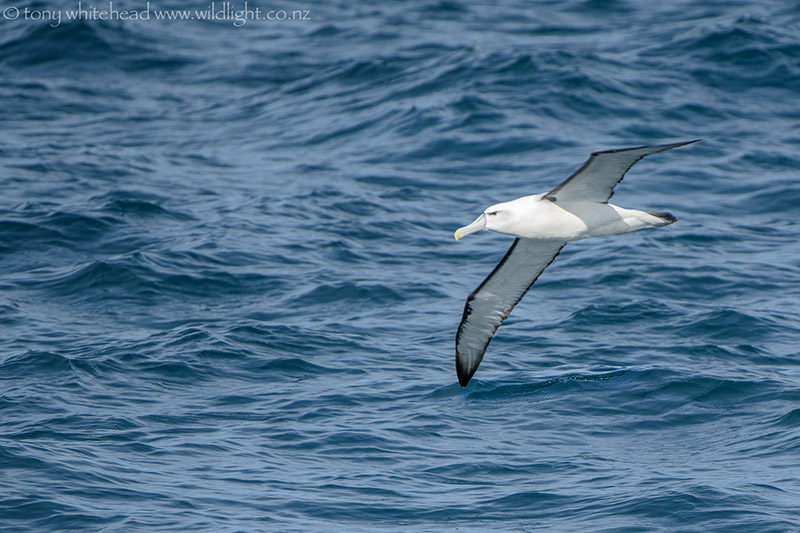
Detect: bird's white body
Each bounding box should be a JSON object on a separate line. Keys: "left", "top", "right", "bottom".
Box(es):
{"left": 455, "top": 193, "right": 671, "bottom": 243}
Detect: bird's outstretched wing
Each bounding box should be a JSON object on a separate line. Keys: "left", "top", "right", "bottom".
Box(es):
{"left": 547, "top": 140, "right": 699, "bottom": 204}
{"left": 456, "top": 238, "right": 565, "bottom": 387}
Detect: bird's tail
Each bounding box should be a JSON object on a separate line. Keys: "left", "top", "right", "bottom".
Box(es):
{"left": 646, "top": 211, "right": 678, "bottom": 227}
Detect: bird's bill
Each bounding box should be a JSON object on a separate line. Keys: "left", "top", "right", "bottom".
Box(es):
{"left": 454, "top": 214, "right": 486, "bottom": 240}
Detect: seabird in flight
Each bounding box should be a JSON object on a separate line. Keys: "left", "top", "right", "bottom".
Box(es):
{"left": 453, "top": 140, "right": 698, "bottom": 387}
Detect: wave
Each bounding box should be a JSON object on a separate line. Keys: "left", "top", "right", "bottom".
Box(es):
{"left": 0, "top": 20, "right": 194, "bottom": 73}
{"left": 643, "top": 14, "right": 800, "bottom": 90}
{"left": 14, "top": 251, "right": 281, "bottom": 304}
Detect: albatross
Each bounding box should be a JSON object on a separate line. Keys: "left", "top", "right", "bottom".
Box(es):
{"left": 453, "top": 140, "right": 698, "bottom": 387}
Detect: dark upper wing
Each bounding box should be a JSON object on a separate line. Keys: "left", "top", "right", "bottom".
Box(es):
{"left": 456, "top": 238, "right": 565, "bottom": 387}
{"left": 548, "top": 140, "right": 699, "bottom": 204}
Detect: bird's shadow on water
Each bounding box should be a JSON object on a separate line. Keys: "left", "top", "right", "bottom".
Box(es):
{"left": 427, "top": 368, "right": 630, "bottom": 401}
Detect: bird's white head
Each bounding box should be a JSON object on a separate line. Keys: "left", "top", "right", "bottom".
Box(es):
{"left": 454, "top": 201, "right": 518, "bottom": 240}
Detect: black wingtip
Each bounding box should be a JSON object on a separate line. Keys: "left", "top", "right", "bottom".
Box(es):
{"left": 456, "top": 357, "right": 475, "bottom": 387}
{"left": 648, "top": 211, "right": 677, "bottom": 226}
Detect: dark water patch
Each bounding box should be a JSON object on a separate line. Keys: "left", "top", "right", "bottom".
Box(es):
{"left": 387, "top": 105, "right": 445, "bottom": 137}
{"left": 129, "top": 347, "right": 223, "bottom": 387}
{"left": 736, "top": 149, "right": 800, "bottom": 172}
{"left": 565, "top": 300, "right": 676, "bottom": 329}
{"left": 0, "top": 20, "right": 194, "bottom": 74}
{"left": 7, "top": 158, "right": 138, "bottom": 183}
{"left": 112, "top": 326, "right": 348, "bottom": 384}
{"left": 479, "top": 490, "right": 567, "bottom": 514}
{"left": 193, "top": 348, "right": 250, "bottom": 362}
{"left": 319, "top": 239, "right": 371, "bottom": 263}
{"left": 567, "top": 0, "right": 635, "bottom": 14}
{"left": 422, "top": 459, "right": 571, "bottom": 482}
{"left": 692, "top": 378, "right": 772, "bottom": 405}
{"left": 28, "top": 259, "right": 159, "bottom": 301}
{"left": 464, "top": 377, "right": 560, "bottom": 400}
{"left": 686, "top": 342, "right": 800, "bottom": 368}
{"left": 0, "top": 497, "right": 96, "bottom": 530}
{"left": 145, "top": 258, "right": 283, "bottom": 298}
{"left": 42, "top": 211, "right": 122, "bottom": 237}
{"left": 104, "top": 198, "right": 183, "bottom": 219}
{"left": 93, "top": 189, "right": 193, "bottom": 220}
{"left": 740, "top": 184, "right": 800, "bottom": 215}
{"left": 421, "top": 0, "right": 471, "bottom": 16}
{"left": 335, "top": 58, "right": 409, "bottom": 86}
{"left": 282, "top": 55, "right": 413, "bottom": 96}
{"left": 305, "top": 24, "right": 345, "bottom": 38}
{"left": 209, "top": 50, "right": 321, "bottom": 87}
{"left": 662, "top": 231, "right": 741, "bottom": 249}
{"left": 8, "top": 414, "right": 142, "bottom": 443}
{"left": 773, "top": 408, "right": 800, "bottom": 428}
{"left": 223, "top": 323, "right": 371, "bottom": 357}
{"left": 0, "top": 22, "right": 114, "bottom": 67}
{"left": 689, "top": 17, "right": 799, "bottom": 69}
{"left": 466, "top": 370, "right": 629, "bottom": 401}
{"left": 355, "top": 173, "right": 457, "bottom": 191}
{"left": 253, "top": 357, "right": 343, "bottom": 380}
{"left": 606, "top": 369, "right": 785, "bottom": 422}
{"left": 662, "top": 102, "right": 731, "bottom": 124}
{"left": 446, "top": 94, "right": 506, "bottom": 130}
{"left": 280, "top": 499, "right": 435, "bottom": 524}
{"left": 157, "top": 325, "right": 215, "bottom": 349}
{"left": 306, "top": 107, "right": 402, "bottom": 146}
{"left": 645, "top": 16, "right": 800, "bottom": 91}
{"left": 0, "top": 444, "right": 53, "bottom": 474}
{"left": 163, "top": 248, "right": 269, "bottom": 270}
{"left": 0, "top": 302, "right": 21, "bottom": 325}
{"left": 326, "top": 196, "right": 398, "bottom": 217}
{"left": 590, "top": 487, "right": 775, "bottom": 530}
{"left": 402, "top": 134, "right": 543, "bottom": 161}
{"left": 676, "top": 308, "right": 781, "bottom": 343}
{"left": 0, "top": 207, "right": 123, "bottom": 257}
{"left": 730, "top": 427, "right": 800, "bottom": 462}
{"left": 22, "top": 251, "right": 284, "bottom": 304}
{"left": 637, "top": 263, "right": 771, "bottom": 301}
{"left": 0, "top": 350, "right": 76, "bottom": 379}
{"left": 311, "top": 430, "right": 405, "bottom": 453}
{"left": 289, "top": 281, "right": 403, "bottom": 307}
{"left": 210, "top": 394, "right": 260, "bottom": 407}
{"left": 374, "top": 53, "right": 477, "bottom": 103}
{"left": 0, "top": 220, "right": 65, "bottom": 254}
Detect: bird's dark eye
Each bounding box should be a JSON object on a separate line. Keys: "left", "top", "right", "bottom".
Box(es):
{"left": 487, "top": 211, "right": 498, "bottom": 216}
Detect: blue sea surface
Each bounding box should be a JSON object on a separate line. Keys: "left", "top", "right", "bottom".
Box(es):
{"left": 2, "top": 0, "right": 800, "bottom": 530}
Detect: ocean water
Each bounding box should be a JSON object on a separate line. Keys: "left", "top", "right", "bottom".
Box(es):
{"left": 2, "top": 0, "right": 800, "bottom": 530}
